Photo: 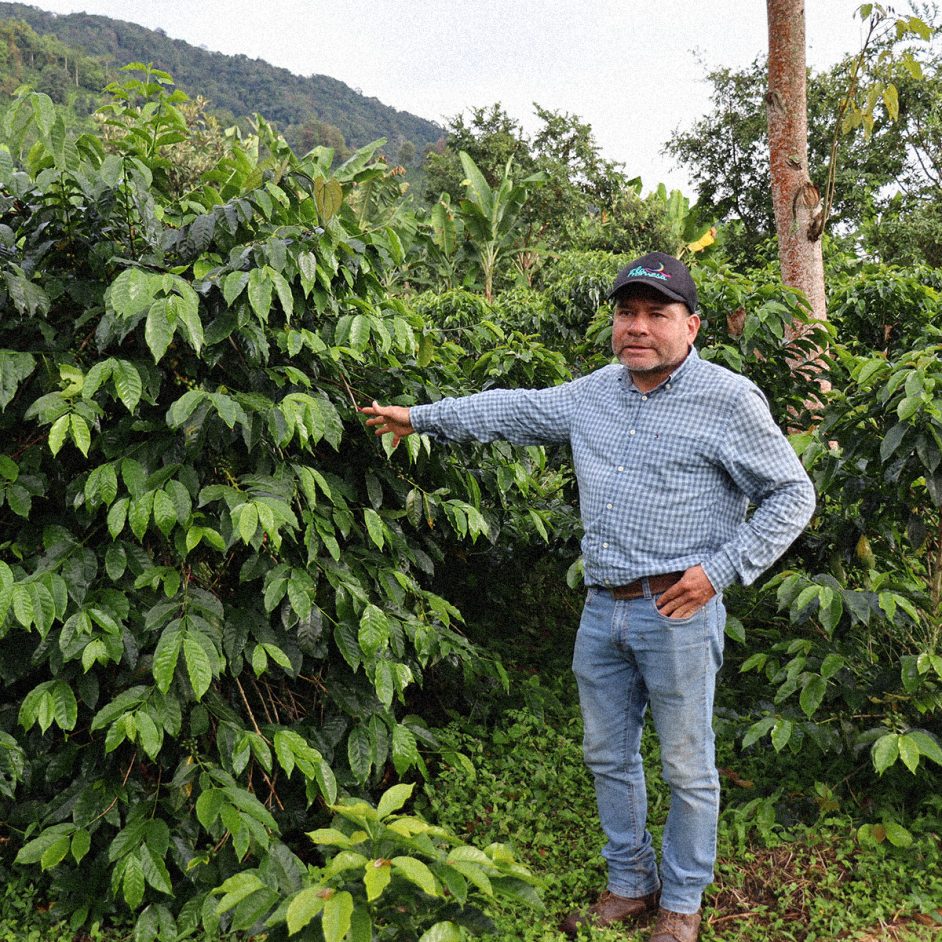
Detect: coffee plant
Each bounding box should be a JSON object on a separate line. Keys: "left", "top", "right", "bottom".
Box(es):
{"left": 0, "top": 71, "right": 555, "bottom": 936}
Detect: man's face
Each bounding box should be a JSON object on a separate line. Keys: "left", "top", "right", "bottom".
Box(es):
{"left": 611, "top": 285, "right": 700, "bottom": 391}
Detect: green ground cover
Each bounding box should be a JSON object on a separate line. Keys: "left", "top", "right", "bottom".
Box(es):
{"left": 420, "top": 660, "right": 942, "bottom": 942}
{"left": 0, "top": 628, "right": 940, "bottom": 941}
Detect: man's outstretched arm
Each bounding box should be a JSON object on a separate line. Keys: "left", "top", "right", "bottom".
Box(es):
{"left": 359, "top": 402, "right": 414, "bottom": 447}
{"left": 360, "top": 381, "right": 583, "bottom": 449}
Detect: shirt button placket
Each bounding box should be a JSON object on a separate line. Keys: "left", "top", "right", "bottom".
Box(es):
{"left": 616, "top": 402, "right": 638, "bottom": 538}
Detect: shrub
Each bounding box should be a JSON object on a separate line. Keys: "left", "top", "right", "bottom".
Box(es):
{"left": 0, "top": 74, "right": 557, "bottom": 936}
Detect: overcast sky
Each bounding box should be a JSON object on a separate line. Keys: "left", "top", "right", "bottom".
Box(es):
{"left": 30, "top": 0, "right": 875, "bottom": 192}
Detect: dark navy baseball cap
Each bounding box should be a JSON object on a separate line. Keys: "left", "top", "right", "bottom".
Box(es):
{"left": 607, "top": 251, "right": 698, "bottom": 314}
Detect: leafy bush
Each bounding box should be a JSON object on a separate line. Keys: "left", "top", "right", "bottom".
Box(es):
{"left": 0, "top": 73, "right": 559, "bottom": 936}
{"left": 694, "top": 257, "right": 833, "bottom": 426}
{"left": 215, "top": 782, "right": 539, "bottom": 941}
{"left": 725, "top": 321, "right": 942, "bottom": 802}
{"left": 535, "top": 250, "right": 629, "bottom": 347}
{"left": 826, "top": 263, "right": 942, "bottom": 355}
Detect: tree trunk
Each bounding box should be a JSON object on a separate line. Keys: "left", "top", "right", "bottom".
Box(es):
{"left": 766, "top": 0, "right": 827, "bottom": 326}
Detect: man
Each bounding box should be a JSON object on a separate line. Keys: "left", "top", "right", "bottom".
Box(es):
{"left": 361, "top": 252, "right": 815, "bottom": 942}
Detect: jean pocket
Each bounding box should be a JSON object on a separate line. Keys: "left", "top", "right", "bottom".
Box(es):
{"left": 649, "top": 594, "right": 703, "bottom": 625}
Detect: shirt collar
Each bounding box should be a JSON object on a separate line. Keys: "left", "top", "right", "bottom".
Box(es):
{"left": 620, "top": 345, "right": 700, "bottom": 395}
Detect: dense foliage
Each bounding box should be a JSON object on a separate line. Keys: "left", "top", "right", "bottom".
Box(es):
{"left": 1, "top": 39, "right": 941, "bottom": 941}
{"left": 0, "top": 71, "right": 559, "bottom": 939}
{"left": 0, "top": 17, "right": 107, "bottom": 113}
{"left": 422, "top": 103, "right": 703, "bottom": 263}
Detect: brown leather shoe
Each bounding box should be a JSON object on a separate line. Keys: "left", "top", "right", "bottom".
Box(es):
{"left": 648, "top": 907, "right": 702, "bottom": 942}
{"left": 560, "top": 889, "right": 659, "bottom": 937}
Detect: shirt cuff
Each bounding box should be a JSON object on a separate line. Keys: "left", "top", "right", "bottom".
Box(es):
{"left": 702, "top": 551, "right": 738, "bottom": 593}
{"left": 409, "top": 403, "right": 433, "bottom": 434}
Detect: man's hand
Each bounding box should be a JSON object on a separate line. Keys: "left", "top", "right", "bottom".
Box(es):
{"left": 359, "top": 401, "right": 414, "bottom": 448}
{"left": 655, "top": 565, "right": 716, "bottom": 619}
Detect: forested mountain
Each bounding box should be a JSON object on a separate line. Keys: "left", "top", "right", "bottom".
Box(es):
{"left": 0, "top": 2, "right": 442, "bottom": 158}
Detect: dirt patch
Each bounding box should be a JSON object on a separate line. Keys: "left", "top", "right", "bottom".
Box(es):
{"left": 709, "top": 842, "right": 845, "bottom": 933}
{"left": 707, "top": 842, "right": 941, "bottom": 941}
{"left": 852, "top": 914, "right": 942, "bottom": 941}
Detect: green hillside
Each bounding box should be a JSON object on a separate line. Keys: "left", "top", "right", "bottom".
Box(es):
{"left": 0, "top": 1, "right": 443, "bottom": 158}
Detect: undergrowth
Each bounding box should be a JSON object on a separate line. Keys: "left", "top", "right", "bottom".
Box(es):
{"left": 0, "top": 869, "right": 125, "bottom": 941}
{"left": 420, "top": 658, "right": 942, "bottom": 942}
{"left": 4, "top": 606, "right": 941, "bottom": 941}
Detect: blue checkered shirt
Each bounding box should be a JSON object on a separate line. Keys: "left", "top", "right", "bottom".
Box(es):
{"left": 410, "top": 347, "right": 815, "bottom": 591}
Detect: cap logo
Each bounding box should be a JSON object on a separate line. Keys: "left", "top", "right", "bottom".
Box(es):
{"left": 627, "top": 264, "right": 671, "bottom": 281}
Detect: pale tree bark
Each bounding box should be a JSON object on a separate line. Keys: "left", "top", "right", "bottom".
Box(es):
{"left": 766, "top": 0, "right": 827, "bottom": 327}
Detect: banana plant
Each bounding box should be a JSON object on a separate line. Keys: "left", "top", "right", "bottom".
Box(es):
{"left": 423, "top": 192, "right": 465, "bottom": 290}
{"left": 457, "top": 150, "right": 543, "bottom": 301}
{"left": 650, "top": 183, "right": 717, "bottom": 258}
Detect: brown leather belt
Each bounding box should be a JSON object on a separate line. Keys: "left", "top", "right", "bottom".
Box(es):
{"left": 609, "top": 571, "right": 685, "bottom": 601}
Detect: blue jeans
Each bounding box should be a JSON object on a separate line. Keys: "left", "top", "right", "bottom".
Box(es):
{"left": 571, "top": 583, "right": 725, "bottom": 914}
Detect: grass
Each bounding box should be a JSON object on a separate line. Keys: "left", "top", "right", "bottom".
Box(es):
{"left": 419, "top": 667, "right": 942, "bottom": 942}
